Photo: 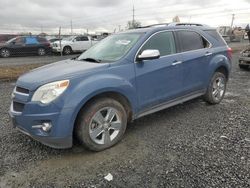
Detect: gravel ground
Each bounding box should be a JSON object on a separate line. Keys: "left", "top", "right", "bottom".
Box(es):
{"left": 0, "top": 53, "right": 249, "bottom": 188}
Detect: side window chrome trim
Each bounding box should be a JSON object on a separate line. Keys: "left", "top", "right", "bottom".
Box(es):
{"left": 134, "top": 29, "right": 213, "bottom": 63}
{"left": 134, "top": 30, "right": 177, "bottom": 63}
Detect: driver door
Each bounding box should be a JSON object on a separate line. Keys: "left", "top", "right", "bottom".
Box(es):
{"left": 135, "top": 31, "right": 183, "bottom": 112}
{"left": 10, "top": 37, "right": 27, "bottom": 55}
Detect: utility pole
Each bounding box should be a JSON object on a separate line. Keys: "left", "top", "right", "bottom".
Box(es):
{"left": 230, "top": 14, "right": 235, "bottom": 28}
{"left": 118, "top": 25, "right": 121, "bottom": 31}
{"left": 70, "top": 19, "right": 73, "bottom": 35}
{"left": 59, "top": 26, "right": 62, "bottom": 56}
{"left": 132, "top": 5, "right": 135, "bottom": 28}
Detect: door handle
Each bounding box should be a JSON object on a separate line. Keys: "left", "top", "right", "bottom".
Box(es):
{"left": 205, "top": 52, "right": 213, "bottom": 56}
{"left": 172, "top": 61, "right": 182, "bottom": 66}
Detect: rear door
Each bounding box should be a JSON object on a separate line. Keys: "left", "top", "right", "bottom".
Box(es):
{"left": 73, "top": 36, "right": 90, "bottom": 51}
{"left": 175, "top": 30, "right": 212, "bottom": 94}
{"left": 135, "top": 31, "right": 183, "bottom": 111}
{"left": 25, "top": 37, "right": 40, "bottom": 53}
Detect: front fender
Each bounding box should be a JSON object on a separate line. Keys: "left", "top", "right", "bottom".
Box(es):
{"left": 63, "top": 74, "right": 137, "bottom": 130}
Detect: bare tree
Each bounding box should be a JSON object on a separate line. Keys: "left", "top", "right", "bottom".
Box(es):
{"left": 127, "top": 20, "right": 142, "bottom": 29}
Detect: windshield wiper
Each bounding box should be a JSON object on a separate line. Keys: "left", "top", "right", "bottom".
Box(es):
{"left": 80, "top": 57, "right": 101, "bottom": 63}
{"left": 71, "top": 55, "right": 79, "bottom": 60}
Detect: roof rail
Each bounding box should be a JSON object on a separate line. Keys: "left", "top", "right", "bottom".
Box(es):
{"left": 135, "top": 22, "right": 207, "bottom": 29}
{"left": 136, "top": 23, "right": 169, "bottom": 29}
{"left": 168, "top": 22, "right": 204, "bottom": 26}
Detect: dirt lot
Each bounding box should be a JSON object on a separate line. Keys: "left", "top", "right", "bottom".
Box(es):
{"left": 0, "top": 53, "right": 250, "bottom": 187}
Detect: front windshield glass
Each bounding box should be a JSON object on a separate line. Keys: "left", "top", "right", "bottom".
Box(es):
{"left": 62, "top": 36, "right": 75, "bottom": 41}
{"left": 78, "top": 33, "right": 142, "bottom": 62}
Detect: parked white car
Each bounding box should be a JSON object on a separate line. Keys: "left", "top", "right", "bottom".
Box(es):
{"left": 52, "top": 36, "right": 98, "bottom": 55}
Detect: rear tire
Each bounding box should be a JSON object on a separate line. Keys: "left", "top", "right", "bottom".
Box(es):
{"left": 38, "top": 48, "right": 46, "bottom": 56}
{"left": 63, "top": 46, "right": 72, "bottom": 55}
{"left": 75, "top": 98, "right": 127, "bottom": 151}
{"left": 0, "top": 48, "right": 10, "bottom": 58}
{"left": 203, "top": 72, "right": 227, "bottom": 104}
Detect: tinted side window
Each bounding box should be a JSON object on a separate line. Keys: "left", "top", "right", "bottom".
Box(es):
{"left": 177, "top": 31, "right": 207, "bottom": 52}
{"left": 25, "top": 37, "right": 39, "bottom": 44}
{"left": 37, "top": 37, "right": 47, "bottom": 43}
{"left": 141, "top": 31, "right": 176, "bottom": 56}
{"left": 81, "top": 36, "right": 89, "bottom": 41}
{"left": 76, "top": 36, "right": 89, "bottom": 41}
{"left": 205, "top": 30, "right": 226, "bottom": 46}
{"left": 14, "top": 37, "right": 25, "bottom": 45}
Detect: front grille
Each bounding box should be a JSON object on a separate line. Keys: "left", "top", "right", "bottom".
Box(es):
{"left": 13, "top": 101, "right": 25, "bottom": 112}
{"left": 16, "top": 86, "right": 29, "bottom": 94}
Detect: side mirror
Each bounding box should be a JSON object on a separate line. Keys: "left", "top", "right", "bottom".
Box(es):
{"left": 137, "top": 49, "right": 160, "bottom": 61}
{"left": 11, "top": 41, "right": 16, "bottom": 45}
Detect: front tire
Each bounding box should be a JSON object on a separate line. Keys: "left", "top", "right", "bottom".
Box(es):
{"left": 63, "top": 46, "right": 72, "bottom": 55}
{"left": 204, "top": 72, "right": 227, "bottom": 104}
{"left": 0, "top": 48, "right": 10, "bottom": 58}
{"left": 75, "top": 98, "right": 127, "bottom": 151}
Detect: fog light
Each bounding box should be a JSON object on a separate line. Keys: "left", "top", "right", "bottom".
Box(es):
{"left": 42, "top": 122, "right": 52, "bottom": 132}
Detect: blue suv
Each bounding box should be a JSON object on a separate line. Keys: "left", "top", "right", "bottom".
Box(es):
{"left": 9, "top": 23, "right": 232, "bottom": 151}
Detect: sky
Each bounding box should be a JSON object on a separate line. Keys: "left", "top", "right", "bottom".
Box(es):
{"left": 0, "top": 0, "right": 250, "bottom": 34}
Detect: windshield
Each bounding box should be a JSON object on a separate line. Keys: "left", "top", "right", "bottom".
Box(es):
{"left": 62, "top": 36, "right": 75, "bottom": 41}
{"left": 78, "top": 33, "right": 142, "bottom": 62}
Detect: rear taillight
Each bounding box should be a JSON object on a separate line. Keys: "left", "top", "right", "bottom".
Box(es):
{"left": 44, "top": 42, "right": 51, "bottom": 47}
{"left": 227, "top": 47, "right": 232, "bottom": 60}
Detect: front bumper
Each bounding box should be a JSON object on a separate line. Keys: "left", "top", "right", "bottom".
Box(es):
{"left": 52, "top": 47, "right": 62, "bottom": 53}
{"left": 9, "top": 86, "right": 74, "bottom": 149}
{"left": 9, "top": 108, "right": 73, "bottom": 149}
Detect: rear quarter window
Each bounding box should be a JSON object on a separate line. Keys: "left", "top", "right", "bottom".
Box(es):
{"left": 204, "top": 30, "right": 227, "bottom": 46}
{"left": 25, "top": 37, "right": 39, "bottom": 44}
{"left": 176, "top": 30, "right": 209, "bottom": 52}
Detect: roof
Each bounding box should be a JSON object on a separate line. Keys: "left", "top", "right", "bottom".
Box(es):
{"left": 121, "top": 23, "right": 215, "bottom": 35}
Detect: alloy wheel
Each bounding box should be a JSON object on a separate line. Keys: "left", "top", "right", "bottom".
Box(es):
{"left": 89, "top": 107, "right": 122, "bottom": 145}
{"left": 212, "top": 76, "right": 225, "bottom": 101}
{"left": 1, "top": 49, "right": 10, "bottom": 58}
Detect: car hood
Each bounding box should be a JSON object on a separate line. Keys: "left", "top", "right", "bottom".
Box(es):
{"left": 16, "top": 59, "right": 109, "bottom": 91}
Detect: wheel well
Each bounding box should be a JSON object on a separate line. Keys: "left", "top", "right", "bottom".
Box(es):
{"left": 63, "top": 46, "right": 72, "bottom": 50}
{"left": 75, "top": 91, "right": 133, "bottom": 125}
{"left": 215, "top": 66, "right": 229, "bottom": 80}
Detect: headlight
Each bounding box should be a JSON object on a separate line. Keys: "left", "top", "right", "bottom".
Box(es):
{"left": 32, "top": 80, "right": 69, "bottom": 104}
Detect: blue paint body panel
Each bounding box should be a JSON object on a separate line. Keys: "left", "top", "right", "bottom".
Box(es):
{"left": 9, "top": 25, "right": 231, "bottom": 148}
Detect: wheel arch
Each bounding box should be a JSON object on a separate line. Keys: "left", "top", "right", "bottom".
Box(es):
{"left": 63, "top": 45, "right": 72, "bottom": 52}
{"left": 208, "top": 54, "right": 231, "bottom": 83}
{"left": 78, "top": 91, "right": 132, "bottom": 120}
{"left": 72, "top": 90, "right": 134, "bottom": 136}
{"left": 214, "top": 65, "right": 229, "bottom": 80}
